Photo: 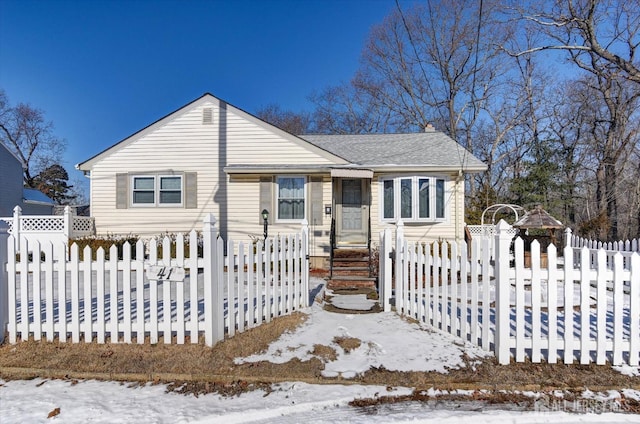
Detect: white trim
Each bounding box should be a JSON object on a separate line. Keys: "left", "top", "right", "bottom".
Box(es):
{"left": 330, "top": 168, "right": 373, "bottom": 178}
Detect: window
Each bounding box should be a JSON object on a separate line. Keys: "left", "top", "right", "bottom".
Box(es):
{"left": 131, "top": 175, "right": 183, "bottom": 207}
{"left": 277, "top": 176, "right": 305, "bottom": 221}
{"left": 383, "top": 180, "right": 394, "bottom": 219}
{"left": 380, "top": 176, "right": 446, "bottom": 222}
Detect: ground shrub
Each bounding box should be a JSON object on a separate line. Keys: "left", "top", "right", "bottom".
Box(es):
{"left": 69, "top": 234, "right": 140, "bottom": 260}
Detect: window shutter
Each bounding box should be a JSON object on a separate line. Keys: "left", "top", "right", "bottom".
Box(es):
{"left": 310, "top": 176, "right": 323, "bottom": 225}
{"left": 184, "top": 172, "right": 197, "bottom": 209}
{"left": 259, "top": 176, "right": 273, "bottom": 224}
{"left": 116, "top": 173, "right": 128, "bottom": 209}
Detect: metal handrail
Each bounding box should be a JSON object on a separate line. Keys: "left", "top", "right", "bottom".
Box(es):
{"left": 367, "top": 214, "right": 372, "bottom": 277}
{"left": 329, "top": 217, "right": 336, "bottom": 278}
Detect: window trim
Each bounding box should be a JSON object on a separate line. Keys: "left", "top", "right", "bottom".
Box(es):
{"left": 275, "top": 175, "right": 307, "bottom": 223}
{"left": 379, "top": 175, "right": 447, "bottom": 223}
{"left": 130, "top": 174, "right": 184, "bottom": 207}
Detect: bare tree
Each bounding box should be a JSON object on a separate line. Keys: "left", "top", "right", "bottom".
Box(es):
{"left": 255, "top": 104, "right": 312, "bottom": 135}
{"left": 508, "top": 0, "right": 640, "bottom": 84}
{"left": 309, "top": 80, "right": 395, "bottom": 134}
{"left": 0, "top": 89, "right": 66, "bottom": 188}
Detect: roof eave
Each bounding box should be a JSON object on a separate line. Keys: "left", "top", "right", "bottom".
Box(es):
{"left": 224, "top": 165, "right": 333, "bottom": 174}
{"left": 367, "top": 164, "right": 488, "bottom": 173}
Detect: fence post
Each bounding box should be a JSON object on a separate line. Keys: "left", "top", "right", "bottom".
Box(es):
{"left": 301, "top": 219, "right": 309, "bottom": 307}
{"left": 564, "top": 227, "right": 572, "bottom": 248}
{"left": 394, "top": 219, "right": 405, "bottom": 313}
{"left": 203, "top": 213, "right": 221, "bottom": 346}
{"left": 12, "top": 206, "right": 21, "bottom": 251}
{"left": 63, "top": 205, "right": 73, "bottom": 239}
{"left": 380, "top": 228, "right": 392, "bottom": 312}
{"left": 0, "top": 222, "right": 8, "bottom": 344}
{"left": 494, "top": 219, "right": 512, "bottom": 365}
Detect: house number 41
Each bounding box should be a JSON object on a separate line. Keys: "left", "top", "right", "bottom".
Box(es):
{"left": 146, "top": 265, "right": 186, "bottom": 282}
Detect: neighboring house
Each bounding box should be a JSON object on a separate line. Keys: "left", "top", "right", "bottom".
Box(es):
{"left": 76, "top": 93, "right": 486, "bottom": 266}
{"left": 1, "top": 142, "right": 56, "bottom": 217}
{"left": 0, "top": 143, "right": 25, "bottom": 217}
{"left": 22, "top": 188, "right": 55, "bottom": 215}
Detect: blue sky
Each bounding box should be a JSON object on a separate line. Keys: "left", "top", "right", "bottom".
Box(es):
{"left": 1, "top": 0, "right": 408, "bottom": 192}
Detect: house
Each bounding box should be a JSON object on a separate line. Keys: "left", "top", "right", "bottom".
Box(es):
{"left": 22, "top": 188, "right": 55, "bottom": 214}
{"left": 76, "top": 93, "right": 486, "bottom": 268}
{"left": 0, "top": 142, "right": 24, "bottom": 217}
{"left": 0, "top": 143, "right": 56, "bottom": 217}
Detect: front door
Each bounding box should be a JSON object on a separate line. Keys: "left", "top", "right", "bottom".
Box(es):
{"left": 335, "top": 178, "right": 369, "bottom": 245}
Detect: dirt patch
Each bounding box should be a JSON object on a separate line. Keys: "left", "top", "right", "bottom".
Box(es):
{"left": 349, "top": 389, "right": 640, "bottom": 414}
{"left": 334, "top": 336, "right": 361, "bottom": 353}
{"left": 312, "top": 344, "right": 338, "bottom": 362}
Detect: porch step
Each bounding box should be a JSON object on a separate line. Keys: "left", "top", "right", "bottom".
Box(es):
{"left": 328, "top": 247, "right": 375, "bottom": 290}
{"left": 327, "top": 275, "right": 377, "bottom": 290}
{"left": 329, "top": 275, "right": 377, "bottom": 282}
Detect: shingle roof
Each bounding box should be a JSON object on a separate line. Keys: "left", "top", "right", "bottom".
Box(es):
{"left": 299, "top": 132, "right": 486, "bottom": 171}
{"left": 23, "top": 188, "right": 55, "bottom": 205}
{"left": 513, "top": 205, "right": 564, "bottom": 229}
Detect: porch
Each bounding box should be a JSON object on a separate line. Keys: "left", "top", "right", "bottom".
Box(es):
{"left": 327, "top": 171, "right": 376, "bottom": 290}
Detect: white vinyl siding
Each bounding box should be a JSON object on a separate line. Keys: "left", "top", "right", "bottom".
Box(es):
{"left": 88, "top": 99, "right": 339, "bottom": 237}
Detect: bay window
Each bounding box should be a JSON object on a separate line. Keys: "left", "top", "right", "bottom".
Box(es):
{"left": 380, "top": 176, "right": 446, "bottom": 222}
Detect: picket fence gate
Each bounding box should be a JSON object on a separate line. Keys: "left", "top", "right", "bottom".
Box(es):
{"left": 0, "top": 214, "right": 310, "bottom": 346}
{"left": 379, "top": 220, "right": 640, "bottom": 366}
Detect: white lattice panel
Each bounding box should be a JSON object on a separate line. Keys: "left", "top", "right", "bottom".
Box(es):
{"left": 72, "top": 217, "right": 94, "bottom": 233}
{"left": 0, "top": 218, "right": 14, "bottom": 233}
{"left": 21, "top": 217, "right": 64, "bottom": 232}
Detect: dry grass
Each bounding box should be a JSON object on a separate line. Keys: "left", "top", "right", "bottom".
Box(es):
{"left": 1, "top": 311, "right": 639, "bottom": 399}
{"left": 334, "top": 336, "right": 362, "bottom": 353}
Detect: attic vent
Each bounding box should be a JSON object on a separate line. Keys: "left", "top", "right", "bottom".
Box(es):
{"left": 202, "top": 107, "right": 213, "bottom": 125}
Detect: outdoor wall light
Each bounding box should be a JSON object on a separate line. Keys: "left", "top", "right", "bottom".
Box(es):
{"left": 325, "top": 205, "right": 332, "bottom": 215}
{"left": 261, "top": 209, "right": 269, "bottom": 241}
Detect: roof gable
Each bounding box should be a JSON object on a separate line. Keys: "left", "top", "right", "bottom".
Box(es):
{"left": 77, "top": 93, "right": 346, "bottom": 171}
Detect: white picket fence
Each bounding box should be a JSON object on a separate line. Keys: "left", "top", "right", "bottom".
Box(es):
{"left": 0, "top": 214, "right": 309, "bottom": 346}
{"left": 379, "top": 220, "right": 640, "bottom": 366}
{"left": 568, "top": 231, "right": 640, "bottom": 253}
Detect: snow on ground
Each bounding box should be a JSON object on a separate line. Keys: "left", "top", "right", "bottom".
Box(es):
{"left": 2, "top": 378, "right": 640, "bottom": 423}
{"left": 2, "top": 278, "right": 640, "bottom": 423}
{"left": 236, "top": 298, "right": 490, "bottom": 377}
